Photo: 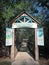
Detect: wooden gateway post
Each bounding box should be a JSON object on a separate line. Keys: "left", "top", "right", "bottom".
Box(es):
{"left": 11, "top": 28, "right": 15, "bottom": 61}
{"left": 35, "top": 28, "right": 39, "bottom": 60}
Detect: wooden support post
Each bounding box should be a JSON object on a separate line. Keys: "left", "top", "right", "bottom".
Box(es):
{"left": 35, "top": 28, "right": 39, "bottom": 61}
{"left": 11, "top": 28, "right": 15, "bottom": 61}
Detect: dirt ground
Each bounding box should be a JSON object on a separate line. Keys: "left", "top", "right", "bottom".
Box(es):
{"left": 39, "top": 57, "right": 49, "bottom": 65}
{"left": 0, "top": 56, "right": 49, "bottom": 65}
{"left": 0, "top": 57, "right": 11, "bottom": 62}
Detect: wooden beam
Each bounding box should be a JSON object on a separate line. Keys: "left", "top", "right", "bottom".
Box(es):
{"left": 35, "top": 28, "right": 39, "bottom": 61}
{"left": 11, "top": 28, "right": 15, "bottom": 61}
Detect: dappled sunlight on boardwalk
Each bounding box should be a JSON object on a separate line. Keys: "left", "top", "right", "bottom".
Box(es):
{"left": 12, "top": 52, "right": 39, "bottom": 65}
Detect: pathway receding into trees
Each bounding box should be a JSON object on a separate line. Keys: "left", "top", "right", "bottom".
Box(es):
{"left": 12, "top": 52, "right": 39, "bottom": 65}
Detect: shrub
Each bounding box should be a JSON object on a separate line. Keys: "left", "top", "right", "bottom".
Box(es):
{"left": 0, "top": 61, "right": 11, "bottom": 65}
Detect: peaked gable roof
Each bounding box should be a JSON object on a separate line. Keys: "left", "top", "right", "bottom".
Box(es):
{"left": 9, "top": 12, "right": 40, "bottom": 26}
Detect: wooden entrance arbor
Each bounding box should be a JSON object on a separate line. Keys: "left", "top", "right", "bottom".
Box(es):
{"left": 11, "top": 12, "right": 39, "bottom": 61}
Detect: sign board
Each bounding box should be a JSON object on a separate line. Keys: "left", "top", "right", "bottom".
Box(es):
{"left": 37, "top": 28, "right": 44, "bottom": 46}
{"left": 6, "top": 28, "right": 12, "bottom": 46}
{"left": 12, "top": 22, "right": 37, "bottom": 28}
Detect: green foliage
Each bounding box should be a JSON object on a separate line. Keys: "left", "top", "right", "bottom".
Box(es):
{"left": 0, "top": 61, "right": 11, "bottom": 65}
{"left": 14, "top": 1, "right": 29, "bottom": 11}
{"left": 2, "top": 6, "right": 14, "bottom": 22}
